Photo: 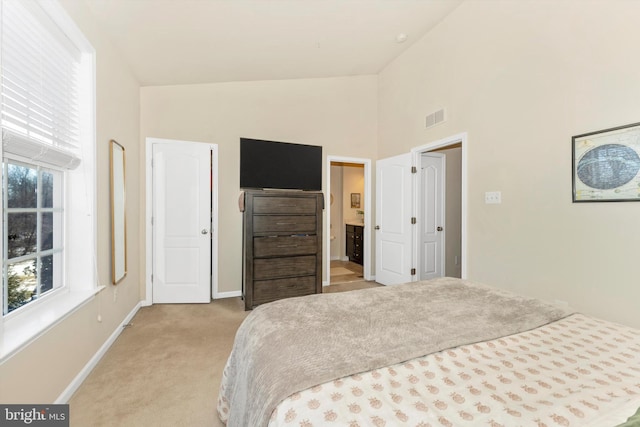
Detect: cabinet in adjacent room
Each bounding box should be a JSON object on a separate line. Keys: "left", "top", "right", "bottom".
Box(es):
{"left": 345, "top": 223, "right": 364, "bottom": 265}
{"left": 242, "top": 190, "right": 324, "bottom": 310}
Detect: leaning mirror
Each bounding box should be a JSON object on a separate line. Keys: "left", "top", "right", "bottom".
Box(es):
{"left": 110, "top": 140, "right": 127, "bottom": 284}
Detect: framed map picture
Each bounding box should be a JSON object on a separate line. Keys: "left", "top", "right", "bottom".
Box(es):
{"left": 572, "top": 122, "right": 640, "bottom": 202}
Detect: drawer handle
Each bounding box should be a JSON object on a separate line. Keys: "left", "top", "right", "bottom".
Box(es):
{"left": 277, "top": 244, "right": 299, "bottom": 248}
{"left": 276, "top": 222, "right": 295, "bottom": 225}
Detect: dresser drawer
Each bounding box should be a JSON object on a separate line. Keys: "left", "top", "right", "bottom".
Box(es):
{"left": 253, "top": 255, "right": 316, "bottom": 280}
{"left": 253, "top": 196, "right": 317, "bottom": 214}
{"left": 253, "top": 276, "right": 316, "bottom": 305}
{"left": 253, "top": 215, "right": 316, "bottom": 234}
{"left": 254, "top": 235, "right": 317, "bottom": 257}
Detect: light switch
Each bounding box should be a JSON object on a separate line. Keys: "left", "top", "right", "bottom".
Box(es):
{"left": 485, "top": 191, "right": 502, "bottom": 204}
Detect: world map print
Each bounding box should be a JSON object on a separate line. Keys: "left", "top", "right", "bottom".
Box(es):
{"left": 573, "top": 123, "right": 640, "bottom": 201}
{"left": 577, "top": 144, "right": 640, "bottom": 190}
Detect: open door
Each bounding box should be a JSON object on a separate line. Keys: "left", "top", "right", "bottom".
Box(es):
{"left": 374, "top": 133, "right": 467, "bottom": 287}
{"left": 152, "top": 140, "right": 212, "bottom": 303}
{"left": 375, "top": 153, "right": 413, "bottom": 285}
{"left": 419, "top": 153, "right": 445, "bottom": 280}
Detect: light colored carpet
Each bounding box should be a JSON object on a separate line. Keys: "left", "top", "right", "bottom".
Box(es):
{"left": 68, "top": 281, "right": 380, "bottom": 427}
{"left": 69, "top": 297, "right": 248, "bottom": 427}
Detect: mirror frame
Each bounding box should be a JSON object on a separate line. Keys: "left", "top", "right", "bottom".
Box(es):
{"left": 110, "top": 139, "right": 127, "bottom": 284}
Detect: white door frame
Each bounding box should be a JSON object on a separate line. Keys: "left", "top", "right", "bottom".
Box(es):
{"left": 411, "top": 132, "right": 468, "bottom": 279}
{"left": 325, "top": 156, "right": 372, "bottom": 285}
{"left": 144, "top": 137, "right": 219, "bottom": 305}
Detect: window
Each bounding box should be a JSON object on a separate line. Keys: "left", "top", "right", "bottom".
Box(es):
{"left": 3, "top": 160, "right": 63, "bottom": 314}
{"left": 0, "top": 0, "right": 95, "bottom": 356}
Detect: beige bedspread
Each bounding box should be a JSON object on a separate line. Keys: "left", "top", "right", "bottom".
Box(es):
{"left": 217, "top": 277, "right": 574, "bottom": 427}
{"left": 269, "top": 313, "right": 640, "bottom": 426}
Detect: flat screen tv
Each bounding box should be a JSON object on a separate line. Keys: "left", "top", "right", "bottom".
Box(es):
{"left": 240, "top": 138, "right": 322, "bottom": 191}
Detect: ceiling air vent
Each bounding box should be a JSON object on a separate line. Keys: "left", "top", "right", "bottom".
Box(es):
{"left": 425, "top": 108, "right": 446, "bottom": 129}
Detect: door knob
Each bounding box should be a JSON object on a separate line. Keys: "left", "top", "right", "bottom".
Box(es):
{"left": 201, "top": 229, "right": 209, "bottom": 234}
{"left": 437, "top": 226, "right": 443, "bottom": 231}
{"left": 375, "top": 225, "right": 380, "bottom": 230}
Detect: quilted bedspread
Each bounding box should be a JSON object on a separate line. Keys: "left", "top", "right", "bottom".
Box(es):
{"left": 217, "top": 278, "right": 574, "bottom": 426}
{"left": 267, "top": 313, "right": 640, "bottom": 427}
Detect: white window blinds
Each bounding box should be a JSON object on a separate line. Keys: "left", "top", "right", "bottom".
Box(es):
{"left": 1, "top": 0, "right": 82, "bottom": 169}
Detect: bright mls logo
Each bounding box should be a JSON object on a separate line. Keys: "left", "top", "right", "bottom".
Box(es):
{"left": 1, "top": 405, "right": 69, "bottom": 426}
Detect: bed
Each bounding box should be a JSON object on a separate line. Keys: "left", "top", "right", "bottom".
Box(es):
{"left": 217, "top": 278, "right": 640, "bottom": 426}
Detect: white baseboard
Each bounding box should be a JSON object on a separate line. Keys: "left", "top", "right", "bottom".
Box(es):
{"left": 214, "top": 290, "right": 242, "bottom": 299}
{"left": 55, "top": 301, "right": 142, "bottom": 403}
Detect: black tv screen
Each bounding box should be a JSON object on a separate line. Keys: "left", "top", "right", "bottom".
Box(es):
{"left": 240, "top": 138, "right": 322, "bottom": 191}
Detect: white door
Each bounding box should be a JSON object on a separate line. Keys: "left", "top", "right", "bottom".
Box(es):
{"left": 152, "top": 142, "right": 211, "bottom": 303}
{"left": 419, "top": 153, "right": 445, "bottom": 280}
{"left": 375, "top": 153, "right": 413, "bottom": 285}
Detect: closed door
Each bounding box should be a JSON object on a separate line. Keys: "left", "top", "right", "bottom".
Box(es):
{"left": 420, "top": 153, "right": 445, "bottom": 280}
{"left": 152, "top": 141, "right": 212, "bottom": 303}
{"left": 375, "top": 153, "right": 412, "bottom": 285}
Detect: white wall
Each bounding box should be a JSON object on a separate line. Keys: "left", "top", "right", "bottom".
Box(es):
{"left": 0, "top": 0, "right": 141, "bottom": 402}
{"left": 378, "top": 0, "right": 640, "bottom": 328}
{"left": 140, "top": 76, "right": 378, "bottom": 293}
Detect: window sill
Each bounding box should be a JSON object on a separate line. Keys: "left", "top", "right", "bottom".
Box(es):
{"left": 1, "top": 286, "right": 105, "bottom": 363}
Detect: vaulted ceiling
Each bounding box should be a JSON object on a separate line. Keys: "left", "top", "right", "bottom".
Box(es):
{"left": 83, "top": 0, "right": 463, "bottom": 86}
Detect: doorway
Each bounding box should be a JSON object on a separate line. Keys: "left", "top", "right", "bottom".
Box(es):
{"left": 412, "top": 134, "right": 466, "bottom": 280}
{"left": 326, "top": 156, "right": 372, "bottom": 286}
{"left": 374, "top": 133, "right": 467, "bottom": 285}
{"left": 144, "top": 137, "right": 219, "bottom": 304}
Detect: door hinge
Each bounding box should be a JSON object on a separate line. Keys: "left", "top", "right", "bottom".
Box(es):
{"left": 411, "top": 268, "right": 416, "bottom": 275}
{"left": 411, "top": 217, "right": 416, "bottom": 224}
{"left": 411, "top": 166, "right": 417, "bottom": 174}
{"left": 151, "top": 274, "right": 153, "bottom": 283}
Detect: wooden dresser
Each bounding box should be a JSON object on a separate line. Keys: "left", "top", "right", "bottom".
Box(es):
{"left": 242, "top": 190, "right": 324, "bottom": 310}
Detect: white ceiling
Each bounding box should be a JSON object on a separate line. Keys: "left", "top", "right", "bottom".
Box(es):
{"left": 83, "top": 0, "right": 463, "bottom": 86}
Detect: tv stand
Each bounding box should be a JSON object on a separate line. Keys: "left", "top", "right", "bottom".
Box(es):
{"left": 242, "top": 190, "right": 324, "bottom": 310}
